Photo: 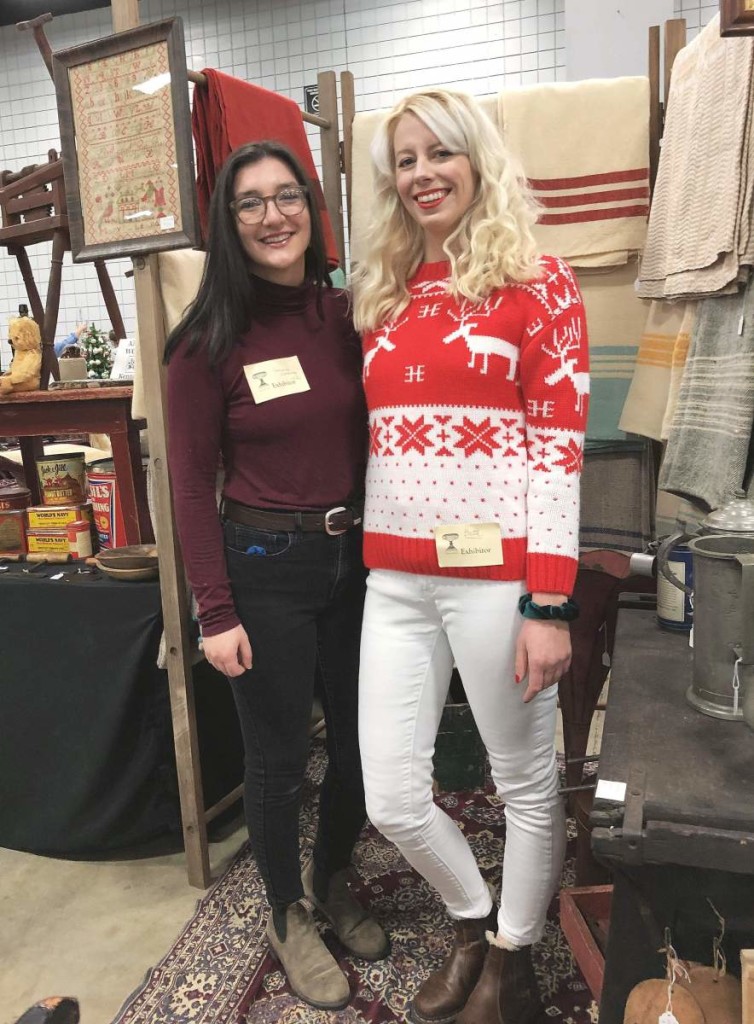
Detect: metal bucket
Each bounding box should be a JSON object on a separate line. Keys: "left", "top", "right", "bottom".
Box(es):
{"left": 686, "top": 534, "right": 754, "bottom": 725}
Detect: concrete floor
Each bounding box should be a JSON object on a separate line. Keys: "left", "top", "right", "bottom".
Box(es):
{"left": 0, "top": 823, "right": 247, "bottom": 1024}
{"left": 0, "top": 705, "right": 605, "bottom": 1024}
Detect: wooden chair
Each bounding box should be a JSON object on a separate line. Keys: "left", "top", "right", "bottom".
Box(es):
{"left": 0, "top": 151, "right": 125, "bottom": 391}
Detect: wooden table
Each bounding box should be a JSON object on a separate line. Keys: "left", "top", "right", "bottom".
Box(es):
{"left": 591, "top": 605, "right": 754, "bottom": 1021}
{"left": 0, "top": 385, "right": 151, "bottom": 544}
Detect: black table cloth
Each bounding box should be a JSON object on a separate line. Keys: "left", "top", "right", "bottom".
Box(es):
{"left": 0, "top": 562, "right": 242, "bottom": 855}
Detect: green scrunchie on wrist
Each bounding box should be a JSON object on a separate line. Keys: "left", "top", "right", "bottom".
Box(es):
{"left": 518, "top": 593, "right": 579, "bottom": 622}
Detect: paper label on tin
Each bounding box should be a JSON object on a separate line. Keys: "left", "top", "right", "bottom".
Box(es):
{"left": 657, "top": 559, "right": 686, "bottom": 623}
{"left": 434, "top": 522, "right": 503, "bottom": 568}
{"left": 244, "top": 356, "right": 310, "bottom": 404}
{"left": 595, "top": 779, "right": 626, "bottom": 803}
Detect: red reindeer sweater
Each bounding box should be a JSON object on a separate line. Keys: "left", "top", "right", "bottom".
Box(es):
{"left": 361, "top": 254, "right": 589, "bottom": 596}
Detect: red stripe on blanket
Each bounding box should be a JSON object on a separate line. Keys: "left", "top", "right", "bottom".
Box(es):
{"left": 528, "top": 167, "right": 649, "bottom": 190}
{"left": 536, "top": 186, "right": 650, "bottom": 208}
{"left": 538, "top": 204, "right": 649, "bottom": 225}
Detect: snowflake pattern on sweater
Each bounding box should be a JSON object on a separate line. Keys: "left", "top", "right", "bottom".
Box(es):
{"left": 361, "top": 254, "right": 589, "bottom": 595}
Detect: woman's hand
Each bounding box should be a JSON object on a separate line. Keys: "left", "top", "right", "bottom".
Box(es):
{"left": 514, "top": 619, "right": 571, "bottom": 704}
{"left": 202, "top": 624, "right": 253, "bottom": 678}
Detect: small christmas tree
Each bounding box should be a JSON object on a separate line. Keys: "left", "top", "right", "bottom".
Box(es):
{"left": 80, "top": 323, "right": 113, "bottom": 380}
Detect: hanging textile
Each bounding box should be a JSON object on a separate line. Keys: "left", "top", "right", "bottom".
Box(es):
{"left": 498, "top": 76, "right": 650, "bottom": 268}
{"left": 192, "top": 70, "right": 339, "bottom": 266}
{"left": 637, "top": 15, "right": 754, "bottom": 300}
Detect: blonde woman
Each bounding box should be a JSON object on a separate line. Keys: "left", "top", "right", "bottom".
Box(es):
{"left": 353, "top": 90, "right": 589, "bottom": 1024}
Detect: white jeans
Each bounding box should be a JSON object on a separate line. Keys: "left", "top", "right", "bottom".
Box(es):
{"left": 359, "top": 569, "right": 566, "bottom": 948}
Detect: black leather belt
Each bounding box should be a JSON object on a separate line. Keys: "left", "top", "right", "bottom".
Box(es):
{"left": 222, "top": 497, "right": 363, "bottom": 536}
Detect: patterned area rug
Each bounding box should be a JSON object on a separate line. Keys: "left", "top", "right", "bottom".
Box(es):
{"left": 112, "top": 742, "right": 598, "bottom": 1024}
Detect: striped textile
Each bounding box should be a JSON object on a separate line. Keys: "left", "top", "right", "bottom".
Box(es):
{"left": 498, "top": 77, "right": 650, "bottom": 267}
{"left": 580, "top": 440, "right": 655, "bottom": 553}
{"left": 618, "top": 301, "right": 695, "bottom": 442}
{"left": 576, "top": 260, "right": 649, "bottom": 440}
{"left": 659, "top": 282, "right": 754, "bottom": 512}
{"left": 637, "top": 15, "right": 754, "bottom": 300}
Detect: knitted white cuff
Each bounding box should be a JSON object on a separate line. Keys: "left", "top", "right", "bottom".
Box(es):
{"left": 486, "top": 930, "right": 522, "bottom": 951}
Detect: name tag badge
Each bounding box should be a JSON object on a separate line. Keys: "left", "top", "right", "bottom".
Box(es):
{"left": 244, "top": 356, "right": 311, "bottom": 404}
{"left": 434, "top": 522, "right": 504, "bottom": 568}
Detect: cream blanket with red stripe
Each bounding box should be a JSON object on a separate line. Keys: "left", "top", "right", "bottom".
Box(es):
{"left": 498, "top": 77, "right": 650, "bottom": 268}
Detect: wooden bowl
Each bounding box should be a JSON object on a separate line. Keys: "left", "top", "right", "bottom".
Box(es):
{"left": 95, "top": 562, "right": 159, "bottom": 582}
{"left": 96, "top": 544, "right": 158, "bottom": 571}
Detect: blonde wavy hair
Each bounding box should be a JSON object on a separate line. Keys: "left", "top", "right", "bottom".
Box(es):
{"left": 352, "top": 89, "right": 542, "bottom": 333}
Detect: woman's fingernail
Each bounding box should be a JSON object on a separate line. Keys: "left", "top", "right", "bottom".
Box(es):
{"left": 515, "top": 674, "right": 521, "bottom": 683}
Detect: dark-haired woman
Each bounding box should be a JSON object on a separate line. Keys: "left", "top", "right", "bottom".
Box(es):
{"left": 165, "top": 141, "right": 387, "bottom": 1011}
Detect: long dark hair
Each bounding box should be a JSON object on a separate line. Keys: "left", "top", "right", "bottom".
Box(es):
{"left": 164, "top": 140, "right": 332, "bottom": 366}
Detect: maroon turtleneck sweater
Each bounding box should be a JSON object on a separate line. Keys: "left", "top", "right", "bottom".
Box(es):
{"left": 167, "top": 278, "right": 367, "bottom": 636}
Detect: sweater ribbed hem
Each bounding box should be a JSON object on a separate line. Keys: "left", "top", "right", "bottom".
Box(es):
{"left": 363, "top": 532, "right": 528, "bottom": 580}
{"left": 526, "top": 552, "right": 577, "bottom": 597}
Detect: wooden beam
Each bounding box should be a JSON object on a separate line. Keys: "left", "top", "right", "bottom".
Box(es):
{"left": 112, "top": 0, "right": 139, "bottom": 34}
{"left": 663, "top": 18, "right": 687, "bottom": 111}
{"left": 340, "top": 71, "right": 355, "bottom": 242}
{"left": 648, "top": 25, "right": 660, "bottom": 195}
{"left": 133, "top": 256, "right": 210, "bottom": 888}
{"left": 743, "top": 950, "right": 754, "bottom": 1024}
{"left": 318, "top": 69, "right": 345, "bottom": 269}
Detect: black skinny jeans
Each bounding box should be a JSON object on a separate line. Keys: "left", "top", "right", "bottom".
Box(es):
{"left": 223, "top": 517, "right": 367, "bottom": 915}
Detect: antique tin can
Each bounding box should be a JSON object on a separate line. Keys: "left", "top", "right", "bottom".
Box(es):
{"left": 656, "top": 543, "right": 694, "bottom": 632}
{"left": 0, "top": 475, "right": 31, "bottom": 511}
{"left": 66, "top": 519, "right": 93, "bottom": 560}
{"left": 26, "top": 502, "right": 93, "bottom": 530}
{"left": 36, "top": 452, "right": 87, "bottom": 506}
{"left": 26, "top": 529, "right": 70, "bottom": 555}
{"left": 0, "top": 508, "right": 27, "bottom": 554}
{"left": 86, "top": 458, "right": 124, "bottom": 550}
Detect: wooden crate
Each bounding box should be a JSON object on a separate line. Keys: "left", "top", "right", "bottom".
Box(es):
{"left": 560, "top": 884, "right": 612, "bottom": 1003}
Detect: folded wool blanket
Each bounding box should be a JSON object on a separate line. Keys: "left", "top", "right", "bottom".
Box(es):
{"left": 576, "top": 260, "right": 648, "bottom": 441}
{"left": 637, "top": 15, "right": 754, "bottom": 300}
{"left": 659, "top": 279, "right": 754, "bottom": 512}
{"left": 498, "top": 77, "right": 650, "bottom": 267}
{"left": 350, "top": 109, "right": 388, "bottom": 265}
{"left": 618, "top": 300, "right": 695, "bottom": 442}
{"left": 580, "top": 439, "right": 655, "bottom": 553}
{"left": 192, "top": 69, "right": 338, "bottom": 265}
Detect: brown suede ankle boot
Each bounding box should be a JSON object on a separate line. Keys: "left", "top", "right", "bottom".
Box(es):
{"left": 410, "top": 906, "right": 498, "bottom": 1024}
{"left": 266, "top": 901, "right": 350, "bottom": 1010}
{"left": 456, "top": 936, "right": 546, "bottom": 1024}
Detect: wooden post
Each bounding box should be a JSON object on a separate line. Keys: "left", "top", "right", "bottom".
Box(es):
{"left": 318, "top": 70, "right": 345, "bottom": 269}
{"left": 112, "top": 0, "right": 139, "bottom": 33}
{"left": 648, "top": 25, "right": 660, "bottom": 195}
{"left": 133, "top": 256, "right": 210, "bottom": 887}
{"left": 340, "top": 71, "right": 355, "bottom": 242}
{"left": 743, "top": 950, "right": 754, "bottom": 1024}
{"left": 110, "top": 0, "right": 212, "bottom": 888}
{"left": 663, "top": 18, "right": 687, "bottom": 111}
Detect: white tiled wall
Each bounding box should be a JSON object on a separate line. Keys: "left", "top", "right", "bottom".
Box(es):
{"left": 0, "top": 0, "right": 567, "bottom": 369}
{"left": 673, "top": 0, "right": 719, "bottom": 38}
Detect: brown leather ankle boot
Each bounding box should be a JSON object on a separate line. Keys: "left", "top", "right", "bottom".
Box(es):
{"left": 456, "top": 938, "right": 546, "bottom": 1024}
{"left": 410, "top": 907, "right": 498, "bottom": 1024}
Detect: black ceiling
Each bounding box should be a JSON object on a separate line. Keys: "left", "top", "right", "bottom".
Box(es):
{"left": 0, "top": 0, "right": 123, "bottom": 28}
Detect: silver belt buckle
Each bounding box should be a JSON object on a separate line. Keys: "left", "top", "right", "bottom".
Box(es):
{"left": 325, "top": 506, "right": 348, "bottom": 536}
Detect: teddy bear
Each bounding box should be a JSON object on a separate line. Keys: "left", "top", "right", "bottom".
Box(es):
{"left": 0, "top": 315, "right": 42, "bottom": 396}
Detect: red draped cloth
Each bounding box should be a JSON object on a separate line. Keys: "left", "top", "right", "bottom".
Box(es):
{"left": 192, "top": 70, "right": 339, "bottom": 267}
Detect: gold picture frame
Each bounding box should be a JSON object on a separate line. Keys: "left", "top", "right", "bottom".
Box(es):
{"left": 720, "top": 0, "right": 754, "bottom": 36}
{"left": 53, "top": 18, "right": 198, "bottom": 262}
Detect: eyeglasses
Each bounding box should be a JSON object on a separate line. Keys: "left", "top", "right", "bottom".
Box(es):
{"left": 230, "top": 186, "right": 308, "bottom": 224}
